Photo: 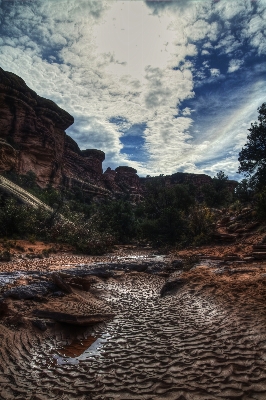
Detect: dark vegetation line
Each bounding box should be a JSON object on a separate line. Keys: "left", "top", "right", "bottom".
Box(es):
{"left": 0, "top": 103, "right": 265, "bottom": 255}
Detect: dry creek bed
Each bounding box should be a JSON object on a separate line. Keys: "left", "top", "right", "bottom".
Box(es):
{"left": 0, "top": 253, "right": 266, "bottom": 399}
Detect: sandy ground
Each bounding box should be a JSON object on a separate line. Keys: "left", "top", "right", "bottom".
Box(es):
{"left": 1, "top": 222, "right": 266, "bottom": 399}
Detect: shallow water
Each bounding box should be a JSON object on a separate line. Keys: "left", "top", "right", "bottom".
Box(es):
{"left": 1, "top": 268, "right": 266, "bottom": 399}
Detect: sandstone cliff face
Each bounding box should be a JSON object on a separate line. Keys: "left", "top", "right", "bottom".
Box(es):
{"left": 0, "top": 67, "right": 74, "bottom": 187}
{"left": 0, "top": 67, "right": 143, "bottom": 195}
{"left": 63, "top": 135, "right": 105, "bottom": 184}
{"left": 0, "top": 139, "right": 17, "bottom": 173}
{"left": 0, "top": 67, "right": 109, "bottom": 190}
{"left": 0, "top": 67, "right": 236, "bottom": 199}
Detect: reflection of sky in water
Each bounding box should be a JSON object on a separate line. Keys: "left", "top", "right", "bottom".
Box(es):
{"left": 0, "top": 272, "right": 26, "bottom": 287}
{"left": 53, "top": 333, "right": 111, "bottom": 366}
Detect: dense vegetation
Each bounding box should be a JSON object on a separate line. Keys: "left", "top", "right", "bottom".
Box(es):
{"left": 0, "top": 170, "right": 234, "bottom": 254}
{"left": 0, "top": 102, "right": 265, "bottom": 254}
{"left": 238, "top": 102, "right": 266, "bottom": 219}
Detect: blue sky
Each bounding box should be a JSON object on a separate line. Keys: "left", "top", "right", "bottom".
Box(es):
{"left": 0, "top": 0, "right": 265, "bottom": 179}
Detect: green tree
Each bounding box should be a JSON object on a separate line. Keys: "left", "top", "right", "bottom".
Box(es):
{"left": 202, "top": 171, "right": 232, "bottom": 207}
{"left": 235, "top": 179, "right": 253, "bottom": 203}
{"left": 96, "top": 199, "right": 137, "bottom": 243}
{"left": 238, "top": 103, "right": 266, "bottom": 189}
{"left": 137, "top": 182, "right": 195, "bottom": 246}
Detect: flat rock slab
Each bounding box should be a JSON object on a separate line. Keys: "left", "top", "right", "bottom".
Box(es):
{"left": 33, "top": 310, "right": 114, "bottom": 325}
{"left": 60, "top": 261, "right": 169, "bottom": 277}
{"left": 253, "top": 252, "right": 266, "bottom": 259}
{"left": 3, "top": 282, "right": 59, "bottom": 300}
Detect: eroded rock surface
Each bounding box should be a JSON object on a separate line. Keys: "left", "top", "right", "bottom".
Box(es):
{"left": 1, "top": 259, "right": 266, "bottom": 399}
{"left": 0, "top": 67, "right": 73, "bottom": 187}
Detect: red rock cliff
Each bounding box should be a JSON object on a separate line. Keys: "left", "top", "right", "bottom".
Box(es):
{"left": 0, "top": 67, "right": 108, "bottom": 189}
{"left": 1, "top": 67, "right": 232, "bottom": 198}
{"left": 0, "top": 67, "right": 74, "bottom": 187}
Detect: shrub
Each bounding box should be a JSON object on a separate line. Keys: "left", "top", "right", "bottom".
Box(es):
{"left": 188, "top": 206, "right": 215, "bottom": 245}
{"left": 256, "top": 187, "right": 266, "bottom": 220}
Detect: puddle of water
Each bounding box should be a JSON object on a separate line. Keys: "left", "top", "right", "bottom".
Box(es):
{"left": 52, "top": 333, "right": 111, "bottom": 366}
{"left": 0, "top": 272, "right": 26, "bottom": 287}
{"left": 57, "top": 336, "right": 97, "bottom": 358}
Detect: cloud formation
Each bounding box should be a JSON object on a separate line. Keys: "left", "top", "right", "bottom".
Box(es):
{"left": 0, "top": 0, "right": 265, "bottom": 179}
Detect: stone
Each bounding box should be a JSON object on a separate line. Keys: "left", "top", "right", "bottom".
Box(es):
{"left": 160, "top": 279, "right": 186, "bottom": 297}
{"left": 51, "top": 273, "right": 73, "bottom": 294}
{"left": 171, "top": 259, "right": 184, "bottom": 269}
{"left": 33, "top": 310, "right": 114, "bottom": 326}
{"left": 3, "top": 282, "right": 59, "bottom": 300}
{"left": 0, "top": 299, "right": 9, "bottom": 317}
{"left": 0, "top": 67, "right": 236, "bottom": 200}
{"left": 32, "top": 319, "right": 47, "bottom": 331}
{"left": 0, "top": 139, "right": 17, "bottom": 173}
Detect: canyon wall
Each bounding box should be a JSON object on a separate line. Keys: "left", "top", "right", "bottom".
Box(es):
{"left": 0, "top": 67, "right": 139, "bottom": 194}
{"left": 0, "top": 67, "right": 237, "bottom": 199}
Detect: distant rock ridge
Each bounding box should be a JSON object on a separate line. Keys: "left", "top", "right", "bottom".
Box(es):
{"left": 0, "top": 67, "right": 236, "bottom": 199}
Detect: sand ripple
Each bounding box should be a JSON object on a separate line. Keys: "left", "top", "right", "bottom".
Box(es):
{"left": 1, "top": 270, "right": 266, "bottom": 399}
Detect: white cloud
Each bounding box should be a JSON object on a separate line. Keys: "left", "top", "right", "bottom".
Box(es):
{"left": 182, "top": 107, "right": 192, "bottom": 116}
{"left": 0, "top": 0, "right": 265, "bottom": 179}
{"left": 210, "top": 68, "right": 220, "bottom": 77}
{"left": 228, "top": 59, "right": 244, "bottom": 73}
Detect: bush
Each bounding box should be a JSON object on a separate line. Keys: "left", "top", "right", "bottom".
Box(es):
{"left": 188, "top": 206, "right": 215, "bottom": 245}
{"left": 136, "top": 183, "right": 195, "bottom": 246}
{"left": 256, "top": 187, "right": 266, "bottom": 220}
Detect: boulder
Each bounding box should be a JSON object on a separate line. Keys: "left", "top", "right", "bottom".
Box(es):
{"left": 160, "top": 279, "right": 186, "bottom": 297}
{"left": 3, "top": 282, "right": 59, "bottom": 300}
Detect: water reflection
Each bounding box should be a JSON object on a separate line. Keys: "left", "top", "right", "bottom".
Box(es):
{"left": 53, "top": 333, "right": 111, "bottom": 365}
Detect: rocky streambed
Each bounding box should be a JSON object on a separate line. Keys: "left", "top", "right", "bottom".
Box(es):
{"left": 1, "top": 253, "right": 266, "bottom": 399}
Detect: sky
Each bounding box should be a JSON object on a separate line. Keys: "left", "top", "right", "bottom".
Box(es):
{"left": 0, "top": 0, "right": 265, "bottom": 179}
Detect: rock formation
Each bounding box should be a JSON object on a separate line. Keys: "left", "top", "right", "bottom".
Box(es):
{"left": 0, "top": 67, "right": 142, "bottom": 197}
{"left": 0, "top": 138, "right": 17, "bottom": 173}
{"left": 141, "top": 171, "right": 213, "bottom": 189}
{"left": 141, "top": 171, "right": 238, "bottom": 198}
{"left": 0, "top": 67, "right": 73, "bottom": 187}
{"left": 0, "top": 67, "right": 237, "bottom": 199}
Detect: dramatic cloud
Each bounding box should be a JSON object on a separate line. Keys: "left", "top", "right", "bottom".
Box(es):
{"left": 0, "top": 0, "right": 265, "bottom": 178}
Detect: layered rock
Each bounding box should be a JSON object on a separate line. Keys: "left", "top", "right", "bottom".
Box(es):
{"left": 141, "top": 172, "right": 212, "bottom": 189}
{"left": 0, "top": 67, "right": 74, "bottom": 187}
{"left": 0, "top": 67, "right": 236, "bottom": 199}
{"left": 0, "top": 67, "right": 110, "bottom": 192}
{"left": 115, "top": 166, "right": 140, "bottom": 190}
{"left": 141, "top": 172, "right": 237, "bottom": 198}
{"left": 63, "top": 135, "right": 105, "bottom": 186}
{"left": 102, "top": 166, "right": 142, "bottom": 198}
{"left": 0, "top": 139, "right": 17, "bottom": 173}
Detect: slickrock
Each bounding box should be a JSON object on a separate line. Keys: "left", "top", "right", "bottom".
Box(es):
{"left": 0, "top": 249, "right": 266, "bottom": 398}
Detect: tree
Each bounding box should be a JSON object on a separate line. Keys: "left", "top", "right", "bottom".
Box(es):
{"left": 202, "top": 171, "right": 232, "bottom": 207}
{"left": 238, "top": 103, "right": 266, "bottom": 189}
{"left": 137, "top": 182, "right": 195, "bottom": 246}
{"left": 235, "top": 179, "right": 253, "bottom": 203}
